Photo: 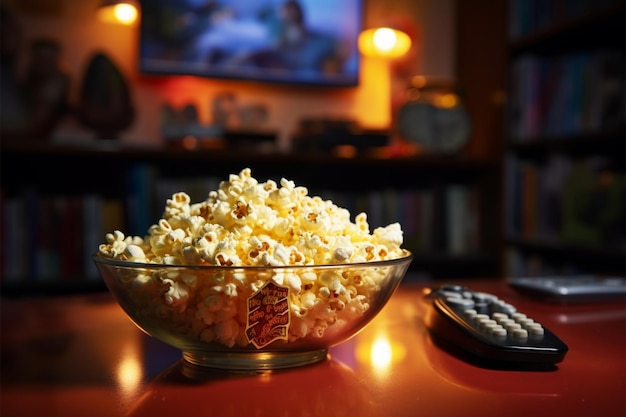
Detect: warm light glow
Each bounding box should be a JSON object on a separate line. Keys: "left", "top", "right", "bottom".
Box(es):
{"left": 356, "top": 333, "right": 407, "bottom": 375}
{"left": 370, "top": 337, "right": 393, "bottom": 370}
{"left": 114, "top": 3, "right": 138, "bottom": 24}
{"left": 182, "top": 135, "right": 198, "bottom": 150}
{"left": 333, "top": 144, "right": 358, "bottom": 158}
{"left": 409, "top": 76, "right": 460, "bottom": 108}
{"left": 98, "top": 2, "right": 138, "bottom": 25}
{"left": 358, "top": 28, "right": 412, "bottom": 58}
{"left": 435, "top": 93, "right": 459, "bottom": 108}
{"left": 373, "top": 28, "right": 397, "bottom": 52}
{"left": 116, "top": 347, "right": 143, "bottom": 401}
{"left": 411, "top": 75, "right": 427, "bottom": 89}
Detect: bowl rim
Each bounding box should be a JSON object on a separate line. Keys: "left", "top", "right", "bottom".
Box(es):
{"left": 92, "top": 249, "right": 413, "bottom": 271}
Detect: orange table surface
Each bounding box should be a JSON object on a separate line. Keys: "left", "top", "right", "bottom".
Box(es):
{"left": 1, "top": 279, "right": 625, "bottom": 417}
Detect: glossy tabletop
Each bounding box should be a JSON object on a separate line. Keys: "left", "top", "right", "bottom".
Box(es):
{"left": 1, "top": 279, "right": 625, "bottom": 417}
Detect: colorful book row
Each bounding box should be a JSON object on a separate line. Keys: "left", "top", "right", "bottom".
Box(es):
{"left": 505, "top": 153, "right": 625, "bottom": 247}
{"left": 1, "top": 177, "right": 483, "bottom": 283}
{"left": 508, "top": 50, "right": 625, "bottom": 142}
{"left": 1, "top": 193, "right": 125, "bottom": 283}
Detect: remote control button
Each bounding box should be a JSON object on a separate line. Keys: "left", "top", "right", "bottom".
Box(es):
{"left": 527, "top": 323, "right": 544, "bottom": 337}
{"left": 517, "top": 318, "right": 536, "bottom": 328}
{"left": 490, "top": 327, "right": 508, "bottom": 338}
{"left": 478, "top": 318, "right": 498, "bottom": 329}
{"left": 498, "top": 319, "right": 522, "bottom": 328}
{"left": 441, "top": 291, "right": 464, "bottom": 299}
{"left": 492, "top": 312, "right": 508, "bottom": 321}
{"left": 474, "top": 302, "right": 490, "bottom": 314}
{"left": 473, "top": 313, "right": 490, "bottom": 324}
{"left": 492, "top": 300, "right": 517, "bottom": 315}
{"left": 512, "top": 328, "right": 528, "bottom": 340}
{"left": 445, "top": 297, "right": 475, "bottom": 309}
{"left": 511, "top": 312, "right": 527, "bottom": 321}
{"left": 504, "top": 322, "right": 522, "bottom": 332}
{"left": 473, "top": 292, "right": 498, "bottom": 303}
{"left": 441, "top": 284, "right": 465, "bottom": 293}
{"left": 464, "top": 308, "right": 477, "bottom": 316}
{"left": 496, "top": 317, "right": 514, "bottom": 326}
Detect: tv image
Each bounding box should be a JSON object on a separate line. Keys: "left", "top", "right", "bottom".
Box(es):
{"left": 138, "top": 0, "right": 363, "bottom": 86}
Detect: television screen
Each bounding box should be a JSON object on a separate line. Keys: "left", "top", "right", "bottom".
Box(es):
{"left": 138, "top": 0, "right": 363, "bottom": 86}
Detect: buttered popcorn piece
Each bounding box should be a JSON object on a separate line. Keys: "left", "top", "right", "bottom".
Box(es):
{"left": 97, "top": 168, "right": 406, "bottom": 347}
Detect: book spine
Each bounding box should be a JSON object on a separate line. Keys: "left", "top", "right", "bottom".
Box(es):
{"left": 59, "top": 197, "right": 82, "bottom": 281}
{"left": 125, "top": 164, "right": 156, "bottom": 237}
{"left": 1, "top": 196, "right": 24, "bottom": 282}
{"left": 444, "top": 185, "right": 479, "bottom": 255}
{"left": 83, "top": 194, "right": 103, "bottom": 281}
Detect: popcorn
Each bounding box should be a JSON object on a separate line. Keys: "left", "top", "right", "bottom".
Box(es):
{"left": 97, "top": 168, "right": 406, "bottom": 348}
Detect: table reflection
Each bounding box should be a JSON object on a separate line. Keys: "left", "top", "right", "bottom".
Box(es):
{"left": 122, "top": 305, "right": 414, "bottom": 417}
{"left": 127, "top": 357, "right": 380, "bottom": 417}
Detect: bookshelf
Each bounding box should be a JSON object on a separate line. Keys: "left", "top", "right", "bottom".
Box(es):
{"left": 505, "top": 0, "right": 626, "bottom": 277}
{"left": 0, "top": 143, "right": 502, "bottom": 295}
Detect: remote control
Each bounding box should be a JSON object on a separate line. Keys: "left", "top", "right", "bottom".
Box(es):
{"left": 509, "top": 275, "right": 626, "bottom": 303}
{"left": 424, "top": 284, "right": 568, "bottom": 364}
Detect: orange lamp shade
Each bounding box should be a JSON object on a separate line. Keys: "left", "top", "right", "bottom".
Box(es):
{"left": 358, "top": 27, "right": 412, "bottom": 58}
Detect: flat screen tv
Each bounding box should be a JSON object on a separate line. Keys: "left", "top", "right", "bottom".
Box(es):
{"left": 138, "top": 0, "right": 363, "bottom": 87}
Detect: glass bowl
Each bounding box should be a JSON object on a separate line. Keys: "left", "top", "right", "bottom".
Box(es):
{"left": 93, "top": 251, "right": 412, "bottom": 370}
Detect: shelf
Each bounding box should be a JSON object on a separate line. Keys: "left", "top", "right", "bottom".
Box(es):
{"left": 1, "top": 142, "right": 498, "bottom": 169}
{"left": 507, "top": 133, "right": 625, "bottom": 159}
{"left": 1, "top": 142, "right": 501, "bottom": 191}
{"left": 0, "top": 280, "right": 108, "bottom": 298}
{"left": 506, "top": 236, "right": 625, "bottom": 275}
{"left": 505, "top": 0, "right": 625, "bottom": 277}
{"left": 405, "top": 252, "right": 500, "bottom": 279}
{"left": 509, "top": 2, "right": 625, "bottom": 55}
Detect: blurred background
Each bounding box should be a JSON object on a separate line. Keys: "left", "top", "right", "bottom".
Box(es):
{"left": 1, "top": 0, "right": 624, "bottom": 296}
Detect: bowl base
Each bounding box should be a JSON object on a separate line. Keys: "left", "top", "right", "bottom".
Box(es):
{"left": 182, "top": 349, "right": 329, "bottom": 370}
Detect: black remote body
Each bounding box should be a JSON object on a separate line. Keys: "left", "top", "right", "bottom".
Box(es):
{"left": 424, "top": 284, "right": 568, "bottom": 364}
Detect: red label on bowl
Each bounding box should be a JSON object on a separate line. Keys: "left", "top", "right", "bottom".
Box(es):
{"left": 245, "top": 280, "right": 290, "bottom": 348}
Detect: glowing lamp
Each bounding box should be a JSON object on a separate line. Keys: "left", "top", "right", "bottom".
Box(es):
{"left": 358, "top": 27, "right": 412, "bottom": 58}
{"left": 98, "top": 1, "right": 139, "bottom": 25}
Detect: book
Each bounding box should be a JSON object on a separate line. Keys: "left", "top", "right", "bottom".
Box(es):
{"left": 1, "top": 196, "right": 24, "bottom": 282}
{"left": 83, "top": 194, "right": 103, "bottom": 280}
{"left": 59, "top": 197, "right": 83, "bottom": 281}
{"left": 445, "top": 185, "right": 479, "bottom": 255}
{"left": 35, "top": 196, "right": 60, "bottom": 281}
{"left": 125, "top": 164, "right": 156, "bottom": 237}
